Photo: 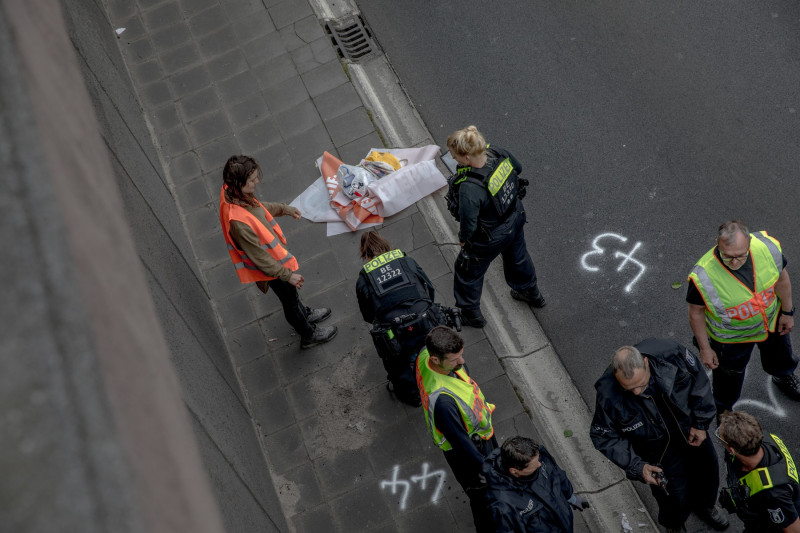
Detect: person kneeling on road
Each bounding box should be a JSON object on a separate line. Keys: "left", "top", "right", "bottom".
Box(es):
{"left": 445, "top": 125, "right": 544, "bottom": 328}
{"left": 356, "top": 231, "right": 460, "bottom": 407}
{"left": 717, "top": 410, "right": 800, "bottom": 532}
{"left": 590, "top": 338, "right": 728, "bottom": 532}
{"left": 483, "top": 435, "right": 589, "bottom": 533}
{"left": 219, "top": 155, "right": 336, "bottom": 349}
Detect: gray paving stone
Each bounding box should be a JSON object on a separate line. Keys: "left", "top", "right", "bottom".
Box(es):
{"left": 197, "top": 26, "right": 238, "bottom": 59}
{"left": 295, "top": 250, "right": 346, "bottom": 298}
{"left": 285, "top": 379, "right": 318, "bottom": 422}
{"left": 314, "top": 449, "right": 375, "bottom": 499}
{"left": 372, "top": 214, "right": 428, "bottom": 258}
{"left": 226, "top": 93, "right": 270, "bottom": 129}
{"left": 185, "top": 203, "right": 220, "bottom": 238}
{"left": 313, "top": 82, "right": 362, "bottom": 121}
{"left": 202, "top": 261, "right": 246, "bottom": 302}
{"left": 159, "top": 42, "right": 202, "bottom": 74}
{"left": 187, "top": 4, "right": 226, "bottom": 38}
{"left": 216, "top": 288, "right": 257, "bottom": 331}
{"left": 280, "top": 463, "right": 323, "bottom": 515}
{"left": 263, "top": 424, "right": 307, "bottom": 474}
{"left": 176, "top": 176, "right": 214, "bottom": 212}
{"left": 329, "top": 482, "right": 392, "bottom": 532}
{"left": 238, "top": 117, "right": 282, "bottom": 154}
{"left": 336, "top": 131, "right": 384, "bottom": 167}
{"left": 140, "top": 80, "right": 173, "bottom": 107}
{"left": 131, "top": 58, "right": 163, "bottom": 86}
{"left": 396, "top": 501, "right": 460, "bottom": 533}
{"left": 278, "top": 25, "right": 307, "bottom": 53}
{"left": 463, "top": 338, "right": 504, "bottom": 383}
{"left": 116, "top": 16, "right": 147, "bottom": 45}
{"left": 142, "top": 2, "right": 183, "bottom": 32}
{"left": 325, "top": 231, "right": 363, "bottom": 281}
{"left": 407, "top": 243, "right": 450, "bottom": 283}
{"left": 232, "top": 9, "right": 276, "bottom": 44}
{"left": 290, "top": 36, "right": 338, "bottom": 75}
{"left": 240, "top": 30, "right": 286, "bottom": 67}
{"left": 248, "top": 143, "right": 292, "bottom": 182}
{"left": 227, "top": 321, "right": 268, "bottom": 366}
{"left": 239, "top": 352, "right": 281, "bottom": 396}
{"left": 293, "top": 15, "right": 325, "bottom": 43}
{"left": 187, "top": 109, "right": 232, "bottom": 147}
{"left": 262, "top": 76, "right": 308, "bottom": 114}
{"left": 222, "top": 0, "right": 266, "bottom": 21}
{"left": 121, "top": 37, "right": 156, "bottom": 63}
{"left": 325, "top": 107, "right": 375, "bottom": 148}
{"left": 168, "top": 150, "right": 202, "bottom": 182}
{"left": 268, "top": 0, "right": 313, "bottom": 30}
{"left": 301, "top": 60, "right": 347, "bottom": 99}
{"left": 285, "top": 126, "right": 335, "bottom": 168}
{"left": 194, "top": 228, "right": 229, "bottom": 266}
{"left": 179, "top": 0, "right": 218, "bottom": 17}
{"left": 274, "top": 100, "right": 323, "bottom": 139}
{"left": 159, "top": 126, "right": 191, "bottom": 157}
{"left": 364, "top": 419, "right": 421, "bottom": 473}
{"left": 252, "top": 53, "right": 298, "bottom": 90}
{"left": 481, "top": 374, "right": 525, "bottom": 423}
{"left": 251, "top": 387, "right": 295, "bottom": 435}
{"left": 291, "top": 505, "right": 333, "bottom": 533}
{"left": 206, "top": 48, "right": 249, "bottom": 81}
{"left": 215, "top": 70, "right": 260, "bottom": 104}
{"left": 107, "top": 0, "right": 136, "bottom": 20}
{"left": 273, "top": 341, "right": 339, "bottom": 383}
{"left": 150, "top": 22, "right": 192, "bottom": 49}
{"left": 168, "top": 64, "right": 212, "bottom": 98}
{"left": 196, "top": 136, "right": 241, "bottom": 173}
{"left": 139, "top": 0, "right": 169, "bottom": 9}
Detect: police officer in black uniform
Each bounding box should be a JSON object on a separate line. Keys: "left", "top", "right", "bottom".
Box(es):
{"left": 356, "top": 231, "right": 454, "bottom": 407}
{"left": 590, "top": 339, "right": 729, "bottom": 532}
{"left": 717, "top": 410, "right": 800, "bottom": 532}
{"left": 446, "top": 126, "right": 543, "bottom": 328}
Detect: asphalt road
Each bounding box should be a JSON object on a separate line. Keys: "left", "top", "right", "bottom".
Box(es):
{"left": 356, "top": 0, "right": 800, "bottom": 527}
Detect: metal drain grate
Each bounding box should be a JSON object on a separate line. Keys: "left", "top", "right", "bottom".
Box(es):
{"left": 324, "top": 14, "right": 380, "bottom": 62}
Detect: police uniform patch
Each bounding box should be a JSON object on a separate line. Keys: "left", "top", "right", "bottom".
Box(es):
{"left": 685, "top": 349, "right": 696, "bottom": 368}
{"left": 768, "top": 507, "right": 785, "bottom": 524}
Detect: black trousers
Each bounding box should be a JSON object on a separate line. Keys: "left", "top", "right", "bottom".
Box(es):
{"left": 266, "top": 278, "right": 314, "bottom": 337}
{"left": 650, "top": 436, "right": 720, "bottom": 529}
{"left": 380, "top": 334, "right": 425, "bottom": 402}
{"left": 705, "top": 330, "right": 798, "bottom": 413}
{"left": 444, "top": 436, "right": 498, "bottom": 533}
{"left": 454, "top": 212, "right": 538, "bottom": 313}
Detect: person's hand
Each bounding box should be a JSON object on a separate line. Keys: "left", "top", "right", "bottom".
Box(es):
{"left": 569, "top": 495, "right": 590, "bottom": 511}
{"left": 687, "top": 427, "right": 707, "bottom": 446}
{"left": 459, "top": 242, "right": 464, "bottom": 247}
{"left": 291, "top": 208, "right": 302, "bottom": 220}
{"left": 699, "top": 346, "right": 718, "bottom": 370}
{"left": 642, "top": 464, "right": 663, "bottom": 485}
{"left": 289, "top": 273, "right": 304, "bottom": 288}
{"left": 779, "top": 314, "right": 794, "bottom": 335}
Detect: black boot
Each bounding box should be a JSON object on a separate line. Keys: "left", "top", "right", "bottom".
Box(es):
{"left": 301, "top": 325, "right": 337, "bottom": 348}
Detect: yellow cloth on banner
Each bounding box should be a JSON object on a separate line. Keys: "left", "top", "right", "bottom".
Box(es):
{"left": 364, "top": 151, "right": 402, "bottom": 170}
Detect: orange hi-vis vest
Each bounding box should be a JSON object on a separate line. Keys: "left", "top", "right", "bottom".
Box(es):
{"left": 219, "top": 186, "right": 299, "bottom": 283}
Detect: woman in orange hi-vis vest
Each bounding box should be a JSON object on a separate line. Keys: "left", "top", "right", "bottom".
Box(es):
{"left": 220, "top": 155, "right": 337, "bottom": 348}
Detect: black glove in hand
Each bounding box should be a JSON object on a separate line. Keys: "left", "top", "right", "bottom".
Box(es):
{"left": 569, "top": 494, "right": 590, "bottom": 511}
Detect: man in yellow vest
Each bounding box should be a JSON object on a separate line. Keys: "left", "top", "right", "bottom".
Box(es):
{"left": 416, "top": 326, "right": 497, "bottom": 532}
{"left": 687, "top": 220, "right": 800, "bottom": 415}
{"left": 717, "top": 411, "right": 800, "bottom": 532}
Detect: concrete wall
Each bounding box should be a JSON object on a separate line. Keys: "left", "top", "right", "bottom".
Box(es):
{"left": 0, "top": 0, "right": 286, "bottom": 530}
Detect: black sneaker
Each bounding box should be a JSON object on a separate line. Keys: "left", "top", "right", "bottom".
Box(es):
{"left": 773, "top": 373, "right": 800, "bottom": 400}
{"left": 510, "top": 289, "right": 546, "bottom": 308}
{"left": 461, "top": 311, "right": 486, "bottom": 328}
{"left": 306, "top": 307, "right": 331, "bottom": 324}
{"left": 697, "top": 504, "right": 729, "bottom": 531}
{"left": 300, "top": 325, "right": 337, "bottom": 348}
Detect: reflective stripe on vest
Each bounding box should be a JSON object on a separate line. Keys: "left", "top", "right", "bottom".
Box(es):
{"left": 688, "top": 232, "right": 782, "bottom": 343}
{"left": 738, "top": 434, "right": 798, "bottom": 497}
{"left": 219, "top": 186, "right": 298, "bottom": 283}
{"left": 415, "top": 348, "right": 495, "bottom": 451}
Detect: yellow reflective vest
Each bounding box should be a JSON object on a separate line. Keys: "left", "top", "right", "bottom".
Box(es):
{"left": 688, "top": 232, "right": 783, "bottom": 343}
{"left": 415, "top": 348, "right": 495, "bottom": 451}
{"left": 737, "top": 434, "right": 798, "bottom": 496}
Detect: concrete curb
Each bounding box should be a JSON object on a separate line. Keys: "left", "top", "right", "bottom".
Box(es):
{"left": 312, "top": 5, "right": 662, "bottom": 531}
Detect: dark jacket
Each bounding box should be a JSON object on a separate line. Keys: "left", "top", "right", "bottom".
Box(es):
{"left": 590, "top": 338, "right": 716, "bottom": 481}
{"left": 457, "top": 145, "right": 524, "bottom": 245}
{"left": 355, "top": 253, "right": 434, "bottom": 323}
{"left": 482, "top": 446, "right": 574, "bottom": 533}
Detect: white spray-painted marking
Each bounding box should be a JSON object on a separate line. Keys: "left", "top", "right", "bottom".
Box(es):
{"left": 735, "top": 376, "right": 788, "bottom": 418}
{"left": 580, "top": 233, "right": 646, "bottom": 292}
{"left": 380, "top": 462, "right": 447, "bottom": 510}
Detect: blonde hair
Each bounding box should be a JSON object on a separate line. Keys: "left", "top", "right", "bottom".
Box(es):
{"left": 447, "top": 126, "right": 486, "bottom": 157}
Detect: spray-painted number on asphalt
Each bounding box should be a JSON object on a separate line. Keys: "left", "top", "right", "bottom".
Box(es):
{"left": 580, "top": 233, "right": 646, "bottom": 293}
{"left": 380, "top": 463, "right": 446, "bottom": 510}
